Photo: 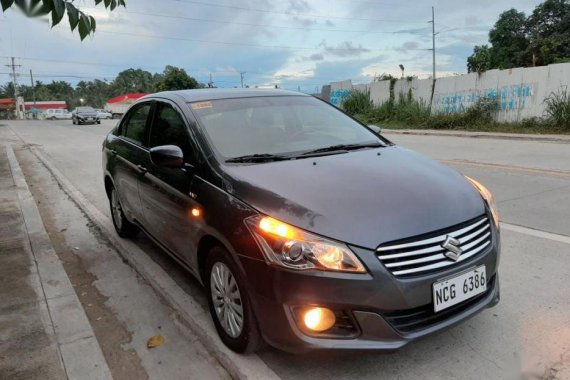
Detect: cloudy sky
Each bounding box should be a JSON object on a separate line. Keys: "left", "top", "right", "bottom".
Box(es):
{"left": 0, "top": 0, "right": 544, "bottom": 92}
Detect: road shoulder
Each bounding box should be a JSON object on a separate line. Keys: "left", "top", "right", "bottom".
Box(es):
{"left": 2, "top": 144, "right": 112, "bottom": 379}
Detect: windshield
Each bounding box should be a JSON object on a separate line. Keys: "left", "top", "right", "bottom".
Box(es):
{"left": 190, "top": 95, "right": 385, "bottom": 160}
{"left": 77, "top": 107, "right": 95, "bottom": 112}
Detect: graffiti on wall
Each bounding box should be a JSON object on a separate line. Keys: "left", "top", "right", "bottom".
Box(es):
{"left": 435, "top": 84, "right": 534, "bottom": 113}
{"left": 330, "top": 89, "right": 352, "bottom": 106}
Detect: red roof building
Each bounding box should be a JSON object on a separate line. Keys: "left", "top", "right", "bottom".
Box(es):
{"left": 106, "top": 93, "right": 148, "bottom": 104}
{"left": 0, "top": 98, "right": 15, "bottom": 110}
{"left": 24, "top": 101, "right": 67, "bottom": 110}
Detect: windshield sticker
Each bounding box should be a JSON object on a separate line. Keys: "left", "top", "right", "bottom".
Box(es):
{"left": 191, "top": 101, "right": 213, "bottom": 110}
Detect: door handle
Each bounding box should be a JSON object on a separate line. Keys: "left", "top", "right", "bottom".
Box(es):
{"left": 136, "top": 165, "right": 147, "bottom": 174}
{"left": 110, "top": 149, "right": 118, "bottom": 156}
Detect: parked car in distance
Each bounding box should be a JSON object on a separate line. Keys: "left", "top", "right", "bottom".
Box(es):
{"left": 72, "top": 106, "right": 100, "bottom": 125}
{"left": 44, "top": 108, "right": 72, "bottom": 120}
{"left": 95, "top": 109, "right": 113, "bottom": 119}
{"left": 102, "top": 89, "right": 500, "bottom": 354}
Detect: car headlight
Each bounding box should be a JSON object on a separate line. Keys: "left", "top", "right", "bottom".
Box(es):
{"left": 245, "top": 215, "right": 366, "bottom": 273}
{"left": 465, "top": 176, "right": 499, "bottom": 228}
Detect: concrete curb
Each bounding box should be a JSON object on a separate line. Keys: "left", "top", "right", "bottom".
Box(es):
{"left": 6, "top": 145, "right": 112, "bottom": 380}
{"left": 383, "top": 129, "right": 570, "bottom": 143}
{"left": 30, "top": 147, "right": 281, "bottom": 380}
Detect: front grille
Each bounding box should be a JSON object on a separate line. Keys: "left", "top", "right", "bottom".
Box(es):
{"left": 383, "top": 275, "right": 496, "bottom": 333}
{"left": 376, "top": 215, "right": 492, "bottom": 277}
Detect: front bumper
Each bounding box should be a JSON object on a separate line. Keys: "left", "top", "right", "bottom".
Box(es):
{"left": 78, "top": 116, "right": 99, "bottom": 123}
{"left": 240, "top": 231, "right": 500, "bottom": 353}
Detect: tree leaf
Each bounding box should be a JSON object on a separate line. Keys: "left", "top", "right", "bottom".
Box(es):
{"left": 51, "top": 0, "right": 65, "bottom": 26}
{"left": 110, "top": 0, "right": 117, "bottom": 11}
{"left": 147, "top": 335, "right": 164, "bottom": 348}
{"left": 89, "top": 15, "right": 96, "bottom": 33}
{"left": 66, "top": 2, "right": 79, "bottom": 31}
{"left": 78, "top": 13, "right": 91, "bottom": 41}
{"left": 0, "top": 0, "right": 15, "bottom": 12}
{"left": 13, "top": 0, "right": 25, "bottom": 13}
{"left": 104, "top": 0, "right": 111, "bottom": 7}
{"left": 118, "top": 0, "right": 126, "bottom": 7}
{"left": 31, "top": 3, "right": 51, "bottom": 16}
{"left": 95, "top": 0, "right": 103, "bottom": 5}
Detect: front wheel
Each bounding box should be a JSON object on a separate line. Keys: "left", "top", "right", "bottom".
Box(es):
{"left": 109, "top": 187, "right": 139, "bottom": 238}
{"left": 206, "top": 246, "right": 262, "bottom": 353}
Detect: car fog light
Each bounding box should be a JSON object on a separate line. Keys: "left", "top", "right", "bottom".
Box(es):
{"left": 303, "top": 307, "right": 336, "bottom": 332}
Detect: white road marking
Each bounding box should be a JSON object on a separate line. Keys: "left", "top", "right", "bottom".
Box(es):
{"left": 501, "top": 222, "right": 570, "bottom": 245}
{"left": 442, "top": 159, "right": 570, "bottom": 178}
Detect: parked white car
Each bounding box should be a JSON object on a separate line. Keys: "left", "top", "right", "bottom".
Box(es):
{"left": 95, "top": 109, "right": 112, "bottom": 119}
{"left": 44, "top": 108, "right": 72, "bottom": 120}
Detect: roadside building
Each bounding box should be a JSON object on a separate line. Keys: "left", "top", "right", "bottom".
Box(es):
{"left": 0, "top": 98, "right": 15, "bottom": 119}
{"left": 104, "top": 93, "right": 147, "bottom": 118}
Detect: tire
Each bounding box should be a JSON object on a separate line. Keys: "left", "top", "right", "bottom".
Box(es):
{"left": 97, "top": 120, "right": 101, "bottom": 124}
{"left": 72, "top": 119, "right": 76, "bottom": 125}
{"left": 206, "top": 246, "right": 262, "bottom": 353}
{"left": 109, "top": 186, "right": 139, "bottom": 238}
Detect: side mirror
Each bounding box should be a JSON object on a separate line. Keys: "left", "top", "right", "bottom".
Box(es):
{"left": 368, "top": 125, "right": 382, "bottom": 134}
{"left": 150, "top": 145, "right": 184, "bottom": 169}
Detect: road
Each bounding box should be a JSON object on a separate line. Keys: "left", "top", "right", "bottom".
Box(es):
{"left": 4, "top": 120, "right": 570, "bottom": 379}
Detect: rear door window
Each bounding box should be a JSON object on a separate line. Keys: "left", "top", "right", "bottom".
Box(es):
{"left": 121, "top": 103, "right": 152, "bottom": 146}
{"left": 149, "top": 103, "right": 194, "bottom": 162}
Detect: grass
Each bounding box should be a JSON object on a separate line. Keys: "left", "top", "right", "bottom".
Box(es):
{"left": 342, "top": 89, "right": 570, "bottom": 135}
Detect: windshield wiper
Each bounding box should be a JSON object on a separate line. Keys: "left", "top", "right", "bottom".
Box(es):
{"left": 301, "top": 142, "right": 385, "bottom": 156}
{"left": 225, "top": 153, "right": 291, "bottom": 163}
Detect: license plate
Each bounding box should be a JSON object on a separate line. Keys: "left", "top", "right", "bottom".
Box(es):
{"left": 433, "top": 265, "right": 486, "bottom": 312}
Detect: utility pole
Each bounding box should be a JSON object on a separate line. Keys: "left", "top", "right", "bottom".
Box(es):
{"left": 5, "top": 57, "right": 22, "bottom": 119}
{"left": 30, "top": 69, "right": 36, "bottom": 106}
{"left": 430, "top": 6, "right": 436, "bottom": 81}
{"left": 207, "top": 73, "right": 214, "bottom": 88}
{"left": 428, "top": 6, "right": 437, "bottom": 104}
{"left": 240, "top": 72, "right": 246, "bottom": 88}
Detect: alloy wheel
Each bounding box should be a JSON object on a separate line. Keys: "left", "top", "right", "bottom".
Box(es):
{"left": 111, "top": 189, "right": 123, "bottom": 230}
{"left": 210, "top": 262, "right": 244, "bottom": 338}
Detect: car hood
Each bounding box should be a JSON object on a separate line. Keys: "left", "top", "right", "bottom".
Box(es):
{"left": 221, "top": 146, "right": 486, "bottom": 249}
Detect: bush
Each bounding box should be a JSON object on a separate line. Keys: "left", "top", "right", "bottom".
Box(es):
{"left": 341, "top": 90, "right": 372, "bottom": 116}
{"left": 544, "top": 88, "right": 570, "bottom": 130}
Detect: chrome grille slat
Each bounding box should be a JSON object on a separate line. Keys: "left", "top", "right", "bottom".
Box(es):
{"left": 378, "top": 223, "right": 490, "bottom": 260}
{"left": 384, "top": 233, "right": 490, "bottom": 269}
{"left": 376, "top": 216, "right": 492, "bottom": 277}
{"left": 376, "top": 218, "right": 486, "bottom": 252}
{"left": 392, "top": 241, "right": 490, "bottom": 276}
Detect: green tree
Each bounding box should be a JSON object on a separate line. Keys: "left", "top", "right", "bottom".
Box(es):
{"left": 75, "top": 79, "right": 112, "bottom": 107}
{"left": 154, "top": 66, "right": 199, "bottom": 92}
{"left": 524, "top": 0, "right": 570, "bottom": 66}
{"left": 112, "top": 68, "right": 155, "bottom": 94}
{"left": 488, "top": 9, "right": 528, "bottom": 68}
{"left": 467, "top": 45, "right": 493, "bottom": 73}
{"left": 0, "top": 0, "right": 125, "bottom": 40}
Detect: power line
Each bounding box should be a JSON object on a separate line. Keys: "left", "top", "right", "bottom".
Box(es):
{"left": 168, "top": 0, "right": 428, "bottom": 23}
{"left": 84, "top": 7, "right": 426, "bottom": 35}
{"left": 95, "top": 30, "right": 429, "bottom": 53}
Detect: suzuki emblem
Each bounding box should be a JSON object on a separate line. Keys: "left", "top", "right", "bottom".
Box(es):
{"left": 441, "top": 236, "right": 463, "bottom": 262}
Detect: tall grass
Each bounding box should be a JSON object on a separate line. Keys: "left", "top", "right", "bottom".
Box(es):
{"left": 544, "top": 88, "right": 570, "bottom": 130}
{"left": 340, "top": 90, "right": 372, "bottom": 116}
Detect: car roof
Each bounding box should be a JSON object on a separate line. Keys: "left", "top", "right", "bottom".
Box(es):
{"left": 144, "top": 88, "right": 310, "bottom": 103}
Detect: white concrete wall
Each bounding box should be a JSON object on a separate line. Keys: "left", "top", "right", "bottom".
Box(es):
{"left": 323, "top": 62, "right": 570, "bottom": 122}
{"left": 369, "top": 81, "right": 390, "bottom": 105}
{"left": 329, "top": 80, "right": 353, "bottom": 106}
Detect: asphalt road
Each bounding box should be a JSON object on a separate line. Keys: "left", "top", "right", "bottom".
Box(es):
{"left": 4, "top": 120, "right": 570, "bottom": 379}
